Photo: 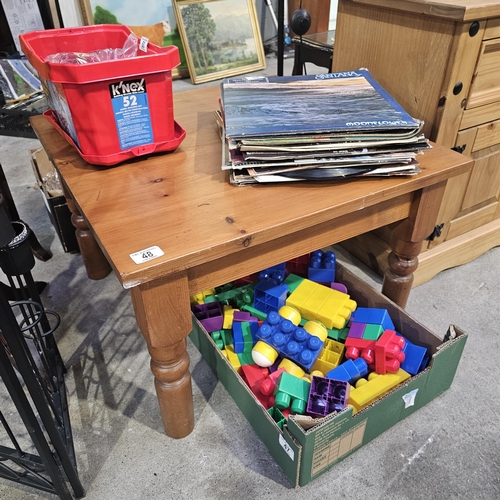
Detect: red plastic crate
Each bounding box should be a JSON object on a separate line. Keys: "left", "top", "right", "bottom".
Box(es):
{"left": 20, "top": 25, "right": 185, "bottom": 166}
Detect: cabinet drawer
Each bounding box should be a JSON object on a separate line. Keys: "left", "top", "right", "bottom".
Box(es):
{"left": 485, "top": 18, "right": 500, "bottom": 40}
{"left": 467, "top": 38, "right": 500, "bottom": 109}
{"left": 471, "top": 118, "right": 500, "bottom": 151}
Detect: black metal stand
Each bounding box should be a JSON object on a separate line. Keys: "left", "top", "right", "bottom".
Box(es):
{"left": 277, "top": 0, "right": 285, "bottom": 76}
{"left": 0, "top": 212, "right": 84, "bottom": 499}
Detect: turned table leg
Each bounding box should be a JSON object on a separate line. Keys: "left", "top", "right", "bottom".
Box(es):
{"left": 61, "top": 181, "right": 111, "bottom": 280}
{"left": 130, "top": 272, "right": 194, "bottom": 438}
{"left": 382, "top": 181, "right": 447, "bottom": 307}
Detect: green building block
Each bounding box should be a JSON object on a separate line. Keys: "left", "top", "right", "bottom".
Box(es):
{"left": 267, "top": 406, "right": 287, "bottom": 430}
{"left": 237, "top": 352, "right": 254, "bottom": 366}
{"left": 240, "top": 304, "right": 268, "bottom": 321}
{"left": 240, "top": 322, "right": 255, "bottom": 353}
{"left": 214, "top": 284, "right": 255, "bottom": 308}
{"left": 210, "top": 329, "right": 233, "bottom": 350}
{"left": 210, "top": 331, "right": 224, "bottom": 350}
{"left": 329, "top": 326, "right": 349, "bottom": 342}
{"left": 284, "top": 273, "right": 304, "bottom": 294}
{"left": 363, "top": 324, "right": 384, "bottom": 340}
{"left": 274, "top": 372, "right": 311, "bottom": 414}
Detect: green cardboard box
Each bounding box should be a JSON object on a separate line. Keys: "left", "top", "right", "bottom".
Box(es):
{"left": 189, "top": 264, "right": 467, "bottom": 487}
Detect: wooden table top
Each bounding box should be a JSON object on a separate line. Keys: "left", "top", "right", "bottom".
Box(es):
{"left": 342, "top": 0, "right": 500, "bottom": 21}
{"left": 31, "top": 85, "right": 472, "bottom": 290}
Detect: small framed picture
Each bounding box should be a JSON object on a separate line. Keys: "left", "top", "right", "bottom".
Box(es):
{"left": 79, "top": 0, "right": 189, "bottom": 79}
{"left": 173, "top": 0, "right": 266, "bottom": 84}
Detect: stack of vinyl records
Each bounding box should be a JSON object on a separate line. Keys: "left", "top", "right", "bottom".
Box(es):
{"left": 218, "top": 69, "right": 430, "bottom": 186}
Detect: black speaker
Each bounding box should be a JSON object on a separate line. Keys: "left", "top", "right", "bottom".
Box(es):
{"left": 290, "top": 8, "right": 311, "bottom": 36}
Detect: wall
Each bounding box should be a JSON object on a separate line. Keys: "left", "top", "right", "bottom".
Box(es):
{"left": 59, "top": 0, "right": 338, "bottom": 30}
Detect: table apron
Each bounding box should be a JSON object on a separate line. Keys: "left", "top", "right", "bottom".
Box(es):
{"left": 186, "top": 191, "right": 413, "bottom": 295}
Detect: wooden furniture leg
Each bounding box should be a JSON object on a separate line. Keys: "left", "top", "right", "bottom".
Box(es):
{"left": 61, "top": 181, "right": 111, "bottom": 280}
{"left": 382, "top": 182, "right": 447, "bottom": 307}
{"left": 130, "top": 272, "right": 195, "bottom": 439}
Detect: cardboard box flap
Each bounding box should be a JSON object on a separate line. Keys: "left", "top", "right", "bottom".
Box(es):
{"left": 336, "top": 266, "right": 444, "bottom": 352}
{"left": 31, "top": 147, "right": 63, "bottom": 198}
{"left": 423, "top": 324, "right": 467, "bottom": 402}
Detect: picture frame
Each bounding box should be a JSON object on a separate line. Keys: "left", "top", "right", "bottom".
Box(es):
{"left": 78, "top": 0, "right": 189, "bottom": 79}
{"left": 173, "top": 0, "right": 266, "bottom": 84}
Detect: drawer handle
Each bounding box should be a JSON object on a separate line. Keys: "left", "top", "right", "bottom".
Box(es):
{"left": 453, "top": 82, "right": 463, "bottom": 95}
{"left": 469, "top": 21, "right": 480, "bottom": 37}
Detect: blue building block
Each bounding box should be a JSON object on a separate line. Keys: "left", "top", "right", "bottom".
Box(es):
{"left": 254, "top": 281, "right": 289, "bottom": 314}
{"left": 397, "top": 334, "right": 429, "bottom": 375}
{"left": 232, "top": 322, "right": 245, "bottom": 353}
{"left": 233, "top": 321, "right": 258, "bottom": 353}
{"left": 255, "top": 310, "right": 324, "bottom": 371}
{"left": 326, "top": 358, "right": 369, "bottom": 385}
{"left": 258, "top": 263, "right": 286, "bottom": 284}
{"left": 308, "top": 250, "right": 336, "bottom": 283}
{"left": 350, "top": 307, "right": 395, "bottom": 331}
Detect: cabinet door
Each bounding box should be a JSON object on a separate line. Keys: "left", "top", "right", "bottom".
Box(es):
{"left": 429, "top": 142, "right": 500, "bottom": 247}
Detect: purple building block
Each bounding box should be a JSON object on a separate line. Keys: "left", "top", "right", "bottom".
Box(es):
{"left": 347, "top": 322, "right": 366, "bottom": 339}
{"left": 331, "top": 282, "right": 348, "bottom": 294}
{"left": 233, "top": 311, "right": 258, "bottom": 323}
{"left": 307, "top": 376, "right": 350, "bottom": 416}
{"left": 191, "top": 302, "right": 223, "bottom": 333}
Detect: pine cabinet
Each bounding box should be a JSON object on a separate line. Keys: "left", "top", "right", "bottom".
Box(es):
{"left": 332, "top": 0, "right": 500, "bottom": 285}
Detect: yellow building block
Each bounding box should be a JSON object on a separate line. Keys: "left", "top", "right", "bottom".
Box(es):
{"left": 223, "top": 305, "right": 239, "bottom": 329}
{"left": 190, "top": 288, "right": 217, "bottom": 304}
{"left": 278, "top": 358, "right": 306, "bottom": 379}
{"left": 278, "top": 305, "right": 301, "bottom": 325}
{"left": 312, "top": 338, "right": 345, "bottom": 374}
{"left": 224, "top": 345, "right": 241, "bottom": 373}
{"left": 252, "top": 340, "right": 278, "bottom": 368}
{"left": 304, "top": 320, "right": 328, "bottom": 342}
{"left": 318, "top": 291, "right": 357, "bottom": 329}
{"left": 286, "top": 279, "right": 356, "bottom": 329}
{"left": 348, "top": 368, "right": 411, "bottom": 413}
{"left": 285, "top": 279, "right": 317, "bottom": 309}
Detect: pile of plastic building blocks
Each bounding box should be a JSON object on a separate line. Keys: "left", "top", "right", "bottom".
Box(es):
{"left": 191, "top": 250, "right": 430, "bottom": 421}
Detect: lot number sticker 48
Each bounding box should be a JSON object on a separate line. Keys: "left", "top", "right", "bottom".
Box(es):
{"left": 130, "top": 246, "right": 164, "bottom": 264}
{"left": 110, "top": 78, "right": 154, "bottom": 150}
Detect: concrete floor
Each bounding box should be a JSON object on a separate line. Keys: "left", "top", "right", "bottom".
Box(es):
{"left": 0, "top": 54, "right": 499, "bottom": 499}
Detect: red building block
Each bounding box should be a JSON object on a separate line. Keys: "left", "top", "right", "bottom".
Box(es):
{"left": 374, "top": 330, "right": 406, "bottom": 374}
{"left": 344, "top": 337, "right": 376, "bottom": 365}
{"left": 240, "top": 364, "right": 281, "bottom": 409}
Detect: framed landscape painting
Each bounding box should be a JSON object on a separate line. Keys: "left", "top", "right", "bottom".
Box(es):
{"left": 173, "top": 0, "right": 266, "bottom": 84}
{"left": 79, "top": 0, "right": 189, "bottom": 78}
